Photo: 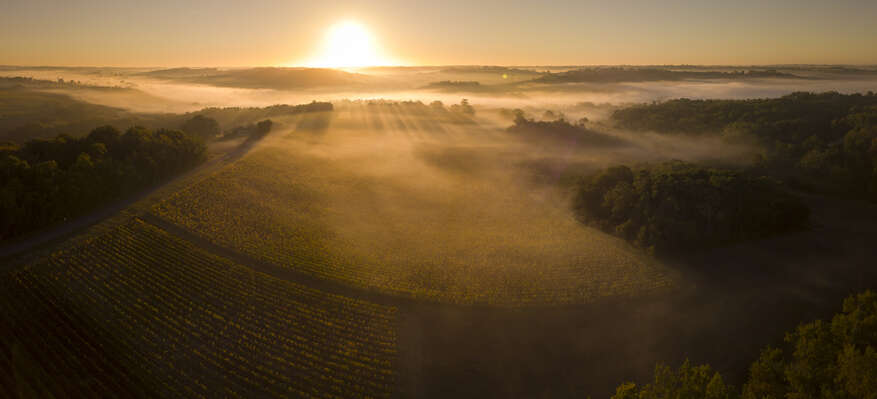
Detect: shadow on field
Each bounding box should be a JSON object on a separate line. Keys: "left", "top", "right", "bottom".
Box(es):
{"left": 404, "top": 193, "right": 877, "bottom": 398}
{"left": 292, "top": 111, "right": 334, "bottom": 135}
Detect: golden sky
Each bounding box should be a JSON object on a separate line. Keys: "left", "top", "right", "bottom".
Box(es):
{"left": 1, "top": 0, "right": 876, "bottom": 67}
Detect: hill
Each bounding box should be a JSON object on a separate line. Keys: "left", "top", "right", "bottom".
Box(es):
{"left": 139, "top": 67, "right": 371, "bottom": 90}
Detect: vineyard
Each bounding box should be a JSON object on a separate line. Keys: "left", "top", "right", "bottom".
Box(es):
{"left": 154, "top": 106, "right": 675, "bottom": 305}
{"left": 0, "top": 218, "right": 398, "bottom": 398}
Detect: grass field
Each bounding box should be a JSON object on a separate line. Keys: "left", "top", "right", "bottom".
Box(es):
{"left": 154, "top": 105, "right": 674, "bottom": 305}
{"left": 0, "top": 218, "right": 398, "bottom": 398}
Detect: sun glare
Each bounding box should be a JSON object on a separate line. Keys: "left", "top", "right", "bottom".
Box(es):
{"left": 303, "top": 21, "right": 390, "bottom": 68}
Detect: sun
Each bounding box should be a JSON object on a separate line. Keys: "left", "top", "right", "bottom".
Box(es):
{"left": 303, "top": 21, "right": 391, "bottom": 68}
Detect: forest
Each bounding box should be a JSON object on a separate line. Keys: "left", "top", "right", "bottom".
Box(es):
{"left": 611, "top": 92, "right": 877, "bottom": 200}
{"left": 0, "top": 126, "right": 205, "bottom": 241}
{"left": 612, "top": 290, "right": 877, "bottom": 399}
{"left": 572, "top": 161, "right": 810, "bottom": 254}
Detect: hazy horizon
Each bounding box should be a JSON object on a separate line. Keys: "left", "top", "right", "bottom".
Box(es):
{"left": 3, "top": 0, "right": 877, "bottom": 67}
{"left": 4, "top": 63, "right": 877, "bottom": 69}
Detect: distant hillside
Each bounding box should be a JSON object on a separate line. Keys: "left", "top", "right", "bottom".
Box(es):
{"left": 0, "top": 76, "right": 131, "bottom": 91}
{"left": 0, "top": 79, "right": 336, "bottom": 143}
{"left": 422, "top": 80, "right": 489, "bottom": 92}
{"left": 0, "top": 85, "right": 133, "bottom": 142}
{"left": 528, "top": 68, "right": 802, "bottom": 84}
{"left": 439, "top": 66, "right": 542, "bottom": 76}
{"left": 138, "top": 67, "right": 370, "bottom": 90}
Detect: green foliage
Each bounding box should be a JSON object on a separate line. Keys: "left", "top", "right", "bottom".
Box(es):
{"left": 611, "top": 92, "right": 877, "bottom": 201}
{"left": 0, "top": 125, "right": 205, "bottom": 240}
{"left": 611, "top": 92, "right": 875, "bottom": 138}
{"left": 180, "top": 114, "right": 220, "bottom": 140}
{"left": 618, "top": 291, "right": 877, "bottom": 399}
{"left": 573, "top": 161, "right": 809, "bottom": 254}
{"left": 742, "top": 291, "right": 877, "bottom": 399}
{"left": 741, "top": 347, "right": 787, "bottom": 399}
{"left": 507, "top": 111, "right": 626, "bottom": 147}
{"left": 611, "top": 360, "right": 733, "bottom": 399}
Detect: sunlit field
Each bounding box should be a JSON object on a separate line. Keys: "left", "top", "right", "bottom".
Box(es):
{"left": 154, "top": 104, "right": 673, "bottom": 305}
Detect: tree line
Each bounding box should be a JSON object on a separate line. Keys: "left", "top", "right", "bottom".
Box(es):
{"left": 0, "top": 126, "right": 205, "bottom": 241}
{"left": 507, "top": 110, "right": 624, "bottom": 147}
{"left": 612, "top": 290, "right": 877, "bottom": 399}
{"left": 611, "top": 92, "right": 877, "bottom": 201}
{"left": 531, "top": 68, "right": 799, "bottom": 84}
{"left": 573, "top": 161, "right": 810, "bottom": 255}
{"left": 177, "top": 101, "right": 333, "bottom": 138}
{"left": 219, "top": 119, "right": 274, "bottom": 142}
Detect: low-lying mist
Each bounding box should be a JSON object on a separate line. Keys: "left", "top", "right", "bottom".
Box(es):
{"left": 160, "top": 98, "right": 771, "bottom": 304}
{"left": 5, "top": 66, "right": 877, "bottom": 116}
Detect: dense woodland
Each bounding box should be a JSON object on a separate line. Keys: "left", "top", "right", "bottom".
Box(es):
{"left": 573, "top": 161, "right": 810, "bottom": 254}
{"left": 613, "top": 290, "right": 877, "bottom": 399}
{"left": 0, "top": 126, "right": 205, "bottom": 240}
{"left": 611, "top": 92, "right": 877, "bottom": 200}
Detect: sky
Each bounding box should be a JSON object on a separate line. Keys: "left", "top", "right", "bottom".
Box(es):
{"left": 1, "top": 0, "right": 876, "bottom": 67}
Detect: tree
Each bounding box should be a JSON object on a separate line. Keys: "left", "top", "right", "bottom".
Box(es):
{"left": 611, "top": 360, "right": 732, "bottom": 399}
{"left": 619, "top": 291, "right": 877, "bottom": 399}
{"left": 255, "top": 119, "right": 273, "bottom": 137}
{"left": 449, "top": 99, "right": 475, "bottom": 115}
{"left": 181, "top": 114, "right": 220, "bottom": 140}
{"left": 0, "top": 125, "right": 205, "bottom": 241}
{"left": 741, "top": 347, "right": 787, "bottom": 399}
{"left": 609, "top": 92, "right": 877, "bottom": 202}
